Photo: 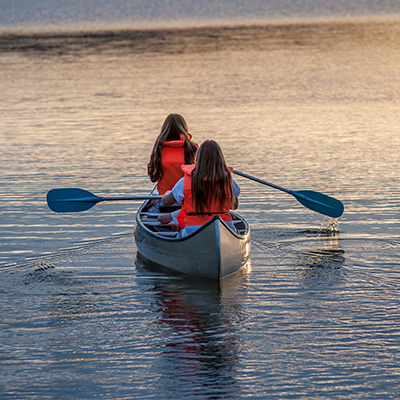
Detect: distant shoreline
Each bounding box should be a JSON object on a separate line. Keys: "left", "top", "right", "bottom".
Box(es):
{"left": 1, "top": 13, "right": 400, "bottom": 36}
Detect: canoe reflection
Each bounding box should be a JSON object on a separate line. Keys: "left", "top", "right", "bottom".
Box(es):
{"left": 136, "top": 253, "right": 249, "bottom": 397}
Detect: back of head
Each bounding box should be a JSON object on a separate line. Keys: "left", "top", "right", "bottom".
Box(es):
{"left": 148, "top": 113, "right": 195, "bottom": 182}
{"left": 192, "top": 140, "right": 232, "bottom": 213}
{"left": 195, "top": 140, "right": 226, "bottom": 179}
{"left": 160, "top": 114, "right": 188, "bottom": 142}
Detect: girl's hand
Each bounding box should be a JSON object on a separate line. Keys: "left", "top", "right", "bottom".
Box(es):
{"left": 157, "top": 213, "right": 173, "bottom": 224}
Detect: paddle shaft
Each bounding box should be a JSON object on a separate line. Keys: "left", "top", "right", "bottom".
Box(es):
{"left": 60, "top": 195, "right": 162, "bottom": 203}
{"left": 233, "top": 170, "right": 323, "bottom": 205}
{"left": 233, "top": 169, "right": 344, "bottom": 218}
{"left": 233, "top": 170, "right": 291, "bottom": 194}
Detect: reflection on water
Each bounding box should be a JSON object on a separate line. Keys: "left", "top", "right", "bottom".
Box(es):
{"left": 301, "top": 245, "right": 345, "bottom": 268}
{"left": 300, "top": 234, "right": 345, "bottom": 269}
{"left": 298, "top": 234, "right": 346, "bottom": 286}
{"left": 152, "top": 284, "right": 239, "bottom": 396}
{"left": 136, "top": 253, "right": 250, "bottom": 398}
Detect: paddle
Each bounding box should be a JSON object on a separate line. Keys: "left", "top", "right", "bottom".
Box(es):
{"left": 47, "top": 188, "right": 162, "bottom": 213}
{"left": 232, "top": 170, "right": 344, "bottom": 218}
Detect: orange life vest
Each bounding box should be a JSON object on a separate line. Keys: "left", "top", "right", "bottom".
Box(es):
{"left": 181, "top": 164, "right": 233, "bottom": 226}
{"left": 157, "top": 134, "right": 189, "bottom": 195}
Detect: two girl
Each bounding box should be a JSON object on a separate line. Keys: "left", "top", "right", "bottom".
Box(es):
{"left": 148, "top": 115, "right": 239, "bottom": 236}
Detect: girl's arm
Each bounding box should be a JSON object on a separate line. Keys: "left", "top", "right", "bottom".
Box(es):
{"left": 161, "top": 190, "right": 177, "bottom": 207}
{"left": 231, "top": 179, "right": 240, "bottom": 210}
{"left": 231, "top": 197, "right": 238, "bottom": 210}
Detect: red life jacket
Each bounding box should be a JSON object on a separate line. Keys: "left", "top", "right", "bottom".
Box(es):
{"left": 181, "top": 164, "right": 233, "bottom": 226}
{"left": 157, "top": 134, "right": 191, "bottom": 195}
{"left": 177, "top": 209, "right": 185, "bottom": 229}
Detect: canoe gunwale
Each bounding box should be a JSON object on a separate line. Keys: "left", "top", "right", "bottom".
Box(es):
{"left": 135, "top": 188, "right": 249, "bottom": 241}
{"left": 136, "top": 208, "right": 247, "bottom": 243}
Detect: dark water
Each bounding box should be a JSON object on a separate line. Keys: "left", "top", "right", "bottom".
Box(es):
{"left": 1, "top": 19, "right": 400, "bottom": 399}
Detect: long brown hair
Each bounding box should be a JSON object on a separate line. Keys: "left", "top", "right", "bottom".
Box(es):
{"left": 192, "top": 140, "right": 233, "bottom": 214}
{"left": 147, "top": 114, "right": 197, "bottom": 182}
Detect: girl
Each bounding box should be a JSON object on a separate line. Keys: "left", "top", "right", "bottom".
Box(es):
{"left": 147, "top": 114, "right": 198, "bottom": 195}
{"left": 160, "top": 140, "right": 240, "bottom": 237}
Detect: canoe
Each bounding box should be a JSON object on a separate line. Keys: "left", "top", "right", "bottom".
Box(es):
{"left": 134, "top": 194, "right": 251, "bottom": 280}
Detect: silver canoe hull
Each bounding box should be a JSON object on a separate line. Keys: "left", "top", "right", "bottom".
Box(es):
{"left": 134, "top": 199, "right": 250, "bottom": 280}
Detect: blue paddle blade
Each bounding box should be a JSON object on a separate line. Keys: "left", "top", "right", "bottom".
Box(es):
{"left": 47, "top": 188, "right": 101, "bottom": 213}
{"left": 293, "top": 190, "right": 344, "bottom": 218}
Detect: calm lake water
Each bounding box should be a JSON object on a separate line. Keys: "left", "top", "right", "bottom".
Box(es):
{"left": 1, "top": 18, "right": 400, "bottom": 399}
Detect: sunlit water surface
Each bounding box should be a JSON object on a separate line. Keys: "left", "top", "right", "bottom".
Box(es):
{"left": 1, "top": 19, "right": 400, "bottom": 399}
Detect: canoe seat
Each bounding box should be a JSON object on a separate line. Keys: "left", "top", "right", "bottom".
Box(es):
{"left": 156, "top": 231, "right": 179, "bottom": 237}
{"left": 232, "top": 219, "right": 247, "bottom": 234}
{"left": 143, "top": 204, "right": 181, "bottom": 213}
{"left": 144, "top": 222, "right": 179, "bottom": 233}
{"left": 140, "top": 213, "right": 160, "bottom": 218}
{"left": 144, "top": 223, "right": 179, "bottom": 237}
{"left": 143, "top": 221, "right": 176, "bottom": 226}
